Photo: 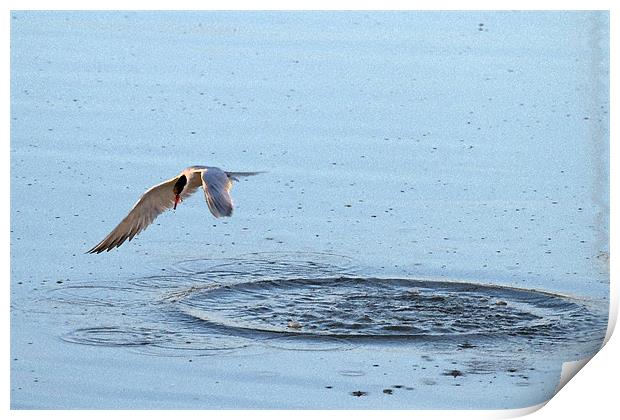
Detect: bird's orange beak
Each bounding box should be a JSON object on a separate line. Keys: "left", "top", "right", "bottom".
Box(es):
{"left": 174, "top": 193, "right": 181, "bottom": 210}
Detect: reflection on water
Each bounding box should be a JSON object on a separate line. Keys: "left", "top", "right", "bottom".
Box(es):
{"left": 42, "top": 252, "right": 606, "bottom": 359}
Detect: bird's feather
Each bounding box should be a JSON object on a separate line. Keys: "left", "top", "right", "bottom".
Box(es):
{"left": 202, "top": 167, "right": 234, "bottom": 217}
{"left": 224, "top": 171, "right": 264, "bottom": 181}
{"left": 87, "top": 175, "right": 197, "bottom": 253}
{"left": 88, "top": 166, "right": 260, "bottom": 253}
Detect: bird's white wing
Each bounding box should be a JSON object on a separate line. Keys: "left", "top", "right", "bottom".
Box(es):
{"left": 88, "top": 175, "right": 198, "bottom": 253}
{"left": 201, "top": 168, "right": 234, "bottom": 218}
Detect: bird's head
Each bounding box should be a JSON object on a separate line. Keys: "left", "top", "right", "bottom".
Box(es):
{"left": 172, "top": 175, "right": 187, "bottom": 210}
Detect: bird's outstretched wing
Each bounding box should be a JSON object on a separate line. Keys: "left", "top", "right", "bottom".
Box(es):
{"left": 87, "top": 175, "right": 198, "bottom": 253}
{"left": 201, "top": 168, "right": 235, "bottom": 217}
{"left": 224, "top": 171, "right": 264, "bottom": 181}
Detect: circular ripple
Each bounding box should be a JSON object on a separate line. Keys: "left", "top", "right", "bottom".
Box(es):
{"left": 172, "top": 252, "right": 358, "bottom": 282}
{"left": 61, "top": 325, "right": 253, "bottom": 355}
{"left": 43, "top": 284, "right": 156, "bottom": 315}
{"left": 61, "top": 326, "right": 169, "bottom": 347}
{"left": 178, "top": 277, "right": 607, "bottom": 344}
{"left": 127, "top": 274, "right": 216, "bottom": 290}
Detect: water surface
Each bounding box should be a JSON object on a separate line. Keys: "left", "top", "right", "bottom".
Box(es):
{"left": 11, "top": 11, "right": 609, "bottom": 409}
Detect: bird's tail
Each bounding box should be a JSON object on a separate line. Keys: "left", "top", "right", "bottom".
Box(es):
{"left": 226, "top": 171, "right": 264, "bottom": 181}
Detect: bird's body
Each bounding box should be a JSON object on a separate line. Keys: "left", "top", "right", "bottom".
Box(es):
{"left": 87, "top": 165, "right": 261, "bottom": 253}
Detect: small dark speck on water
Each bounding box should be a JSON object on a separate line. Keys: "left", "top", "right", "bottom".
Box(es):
{"left": 458, "top": 342, "right": 476, "bottom": 349}
{"left": 325, "top": 386, "right": 333, "bottom": 389}
{"left": 351, "top": 391, "right": 367, "bottom": 397}
{"left": 383, "top": 389, "right": 393, "bottom": 395}
{"left": 444, "top": 369, "right": 464, "bottom": 378}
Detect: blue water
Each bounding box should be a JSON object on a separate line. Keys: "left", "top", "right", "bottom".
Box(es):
{"left": 11, "top": 11, "right": 609, "bottom": 409}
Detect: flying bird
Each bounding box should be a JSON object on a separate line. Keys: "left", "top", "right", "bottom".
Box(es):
{"left": 87, "top": 165, "right": 261, "bottom": 253}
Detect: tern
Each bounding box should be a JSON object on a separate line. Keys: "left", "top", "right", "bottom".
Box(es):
{"left": 87, "top": 165, "right": 261, "bottom": 253}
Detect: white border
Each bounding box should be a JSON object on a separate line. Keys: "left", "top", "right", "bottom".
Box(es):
{"left": 0, "top": 0, "right": 616, "bottom": 11}
{"left": 4, "top": 1, "right": 616, "bottom": 419}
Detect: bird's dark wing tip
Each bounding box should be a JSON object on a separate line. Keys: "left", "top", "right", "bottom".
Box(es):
{"left": 86, "top": 245, "right": 106, "bottom": 254}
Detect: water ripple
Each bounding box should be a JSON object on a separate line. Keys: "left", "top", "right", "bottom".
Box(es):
{"left": 177, "top": 277, "right": 606, "bottom": 345}
{"left": 39, "top": 252, "right": 606, "bottom": 358}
